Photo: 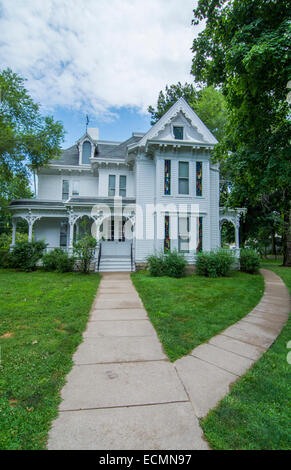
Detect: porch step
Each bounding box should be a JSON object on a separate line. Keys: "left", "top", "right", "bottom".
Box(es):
{"left": 98, "top": 256, "right": 134, "bottom": 272}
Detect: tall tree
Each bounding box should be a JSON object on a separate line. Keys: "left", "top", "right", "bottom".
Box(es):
{"left": 191, "top": 0, "right": 291, "bottom": 265}
{"left": 148, "top": 82, "right": 228, "bottom": 140}
{"left": 0, "top": 68, "right": 65, "bottom": 232}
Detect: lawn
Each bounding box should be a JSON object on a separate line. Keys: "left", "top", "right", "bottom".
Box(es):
{"left": 131, "top": 270, "right": 264, "bottom": 361}
{"left": 201, "top": 260, "right": 291, "bottom": 450}
{"left": 0, "top": 269, "right": 100, "bottom": 450}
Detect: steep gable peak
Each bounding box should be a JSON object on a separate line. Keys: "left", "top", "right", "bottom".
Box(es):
{"left": 136, "top": 97, "right": 218, "bottom": 148}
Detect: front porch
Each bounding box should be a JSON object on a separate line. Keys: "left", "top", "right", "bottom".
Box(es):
{"left": 9, "top": 198, "right": 136, "bottom": 272}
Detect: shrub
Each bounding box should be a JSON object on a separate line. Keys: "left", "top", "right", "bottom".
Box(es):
{"left": 240, "top": 248, "right": 261, "bottom": 274}
{"left": 42, "top": 248, "right": 62, "bottom": 271}
{"left": 147, "top": 250, "right": 187, "bottom": 278}
{"left": 10, "top": 240, "right": 47, "bottom": 271}
{"left": 196, "top": 249, "right": 235, "bottom": 278}
{"left": 163, "top": 250, "right": 187, "bottom": 278}
{"left": 0, "top": 248, "right": 13, "bottom": 268}
{"left": 147, "top": 253, "right": 165, "bottom": 277}
{"left": 73, "top": 235, "right": 97, "bottom": 273}
{"left": 42, "top": 248, "right": 75, "bottom": 272}
{"left": 56, "top": 254, "right": 75, "bottom": 273}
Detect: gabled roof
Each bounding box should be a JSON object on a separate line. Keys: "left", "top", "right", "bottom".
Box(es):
{"left": 130, "top": 97, "right": 218, "bottom": 149}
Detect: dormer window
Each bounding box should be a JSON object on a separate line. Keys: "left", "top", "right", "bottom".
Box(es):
{"left": 173, "top": 126, "right": 184, "bottom": 140}
{"left": 82, "top": 141, "right": 91, "bottom": 164}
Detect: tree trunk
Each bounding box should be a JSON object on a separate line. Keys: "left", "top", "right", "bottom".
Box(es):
{"left": 283, "top": 204, "right": 291, "bottom": 266}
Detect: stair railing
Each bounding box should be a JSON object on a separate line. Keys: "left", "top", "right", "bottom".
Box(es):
{"left": 97, "top": 242, "right": 102, "bottom": 272}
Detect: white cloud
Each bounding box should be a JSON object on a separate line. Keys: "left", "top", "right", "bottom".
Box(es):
{"left": 0, "top": 0, "right": 201, "bottom": 118}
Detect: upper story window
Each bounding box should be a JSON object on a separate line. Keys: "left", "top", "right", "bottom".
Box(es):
{"left": 108, "top": 175, "right": 116, "bottom": 196}
{"left": 62, "top": 180, "right": 69, "bottom": 200}
{"left": 196, "top": 162, "right": 203, "bottom": 196}
{"left": 173, "top": 126, "right": 184, "bottom": 140}
{"left": 178, "top": 162, "right": 189, "bottom": 195}
{"left": 119, "top": 175, "right": 127, "bottom": 197}
{"left": 82, "top": 141, "right": 91, "bottom": 164}
{"left": 72, "top": 180, "right": 79, "bottom": 196}
{"left": 164, "top": 160, "right": 171, "bottom": 195}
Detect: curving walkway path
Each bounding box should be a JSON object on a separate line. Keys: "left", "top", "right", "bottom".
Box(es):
{"left": 48, "top": 269, "right": 290, "bottom": 450}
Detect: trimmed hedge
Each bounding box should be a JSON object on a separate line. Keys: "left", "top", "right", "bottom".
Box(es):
{"left": 196, "top": 249, "right": 235, "bottom": 278}
{"left": 147, "top": 250, "right": 187, "bottom": 278}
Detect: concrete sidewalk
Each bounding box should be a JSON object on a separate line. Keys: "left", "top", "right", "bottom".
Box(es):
{"left": 48, "top": 272, "right": 209, "bottom": 450}
{"left": 48, "top": 269, "right": 290, "bottom": 450}
{"left": 175, "top": 269, "right": 290, "bottom": 418}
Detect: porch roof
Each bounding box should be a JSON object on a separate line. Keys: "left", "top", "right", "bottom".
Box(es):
{"left": 10, "top": 197, "right": 136, "bottom": 211}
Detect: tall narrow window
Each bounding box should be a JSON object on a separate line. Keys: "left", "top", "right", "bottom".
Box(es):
{"left": 60, "top": 222, "right": 68, "bottom": 247}
{"left": 108, "top": 175, "right": 116, "bottom": 196}
{"left": 110, "top": 217, "right": 114, "bottom": 241}
{"left": 196, "top": 162, "right": 202, "bottom": 196}
{"left": 173, "top": 126, "right": 184, "bottom": 140}
{"left": 72, "top": 180, "right": 79, "bottom": 196}
{"left": 178, "top": 216, "right": 190, "bottom": 253}
{"left": 164, "top": 160, "right": 171, "bottom": 195}
{"left": 164, "top": 215, "right": 170, "bottom": 252}
{"left": 197, "top": 217, "right": 203, "bottom": 252}
{"left": 119, "top": 175, "right": 127, "bottom": 197}
{"left": 62, "top": 180, "right": 69, "bottom": 200}
{"left": 82, "top": 141, "right": 91, "bottom": 164}
{"left": 178, "top": 162, "right": 189, "bottom": 195}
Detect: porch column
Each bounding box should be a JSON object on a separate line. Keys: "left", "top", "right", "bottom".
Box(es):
{"left": 67, "top": 209, "right": 78, "bottom": 252}
{"left": 28, "top": 221, "right": 33, "bottom": 242}
{"left": 11, "top": 218, "right": 17, "bottom": 246}
{"left": 69, "top": 222, "right": 74, "bottom": 249}
{"left": 235, "top": 224, "right": 240, "bottom": 249}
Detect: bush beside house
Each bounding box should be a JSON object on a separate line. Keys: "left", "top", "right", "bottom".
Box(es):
{"left": 196, "top": 249, "right": 235, "bottom": 278}
{"left": 147, "top": 250, "right": 187, "bottom": 278}
{"left": 42, "top": 248, "right": 75, "bottom": 273}
{"left": 8, "top": 240, "right": 47, "bottom": 271}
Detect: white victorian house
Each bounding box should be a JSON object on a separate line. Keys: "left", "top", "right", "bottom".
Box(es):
{"left": 10, "top": 98, "right": 243, "bottom": 271}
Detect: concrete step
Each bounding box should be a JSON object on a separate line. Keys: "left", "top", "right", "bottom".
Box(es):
{"left": 98, "top": 256, "right": 134, "bottom": 272}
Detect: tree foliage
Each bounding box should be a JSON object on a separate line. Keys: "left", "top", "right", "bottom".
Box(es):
{"left": 148, "top": 82, "right": 228, "bottom": 141}
{"left": 191, "top": 0, "right": 291, "bottom": 265}
{"left": 0, "top": 68, "right": 65, "bottom": 232}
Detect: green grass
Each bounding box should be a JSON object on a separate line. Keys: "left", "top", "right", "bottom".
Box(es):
{"left": 201, "top": 260, "right": 291, "bottom": 450}
{"left": 131, "top": 270, "right": 264, "bottom": 362}
{"left": 0, "top": 269, "right": 100, "bottom": 450}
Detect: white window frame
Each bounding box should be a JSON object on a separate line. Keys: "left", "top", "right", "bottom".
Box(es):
{"left": 178, "top": 161, "right": 189, "bottom": 195}
{"left": 119, "top": 175, "right": 127, "bottom": 197}
{"left": 173, "top": 125, "right": 184, "bottom": 140}
{"left": 72, "top": 180, "right": 80, "bottom": 196}
{"left": 108, "top": 175, "right": 116, "bottom": 197}
{"left": 178, "top": 215, "right": 190, "bottom": 253}
{"left": 62, "top": 179, "right": 70, "bottom": 201}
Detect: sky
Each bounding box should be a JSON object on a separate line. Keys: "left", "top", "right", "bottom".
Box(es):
{"left": 0, "top": 0, "right": 202, "bottom": 147}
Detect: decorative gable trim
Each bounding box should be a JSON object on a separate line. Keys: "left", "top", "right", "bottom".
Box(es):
{"left": 135, "top": 97, "right": 218, "bottom": 148}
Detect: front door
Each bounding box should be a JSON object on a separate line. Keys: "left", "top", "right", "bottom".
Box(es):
{"left": 105, "top": 216, "right": 125, "bottom": 242}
